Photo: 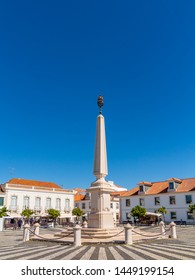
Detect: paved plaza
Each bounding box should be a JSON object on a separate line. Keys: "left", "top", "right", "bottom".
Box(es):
{"left": 0, "top": 226, "right": 195, "bottom": 260}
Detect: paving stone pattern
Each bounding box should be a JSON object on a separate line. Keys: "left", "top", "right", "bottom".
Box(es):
{"left": 0, "top": 226, "right": 194, "bottom": 260}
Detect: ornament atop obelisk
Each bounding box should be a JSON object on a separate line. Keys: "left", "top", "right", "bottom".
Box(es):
{"left": 87, "top": 96, "right": 115, "bottom": 229}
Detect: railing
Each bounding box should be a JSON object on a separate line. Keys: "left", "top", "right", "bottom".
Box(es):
{"left": 22, "top": 221, "right": 177, "bottom": 247}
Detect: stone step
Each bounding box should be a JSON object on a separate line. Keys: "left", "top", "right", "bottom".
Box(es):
{"left": 54, "top": 228, "right": 124, "bottom": 239}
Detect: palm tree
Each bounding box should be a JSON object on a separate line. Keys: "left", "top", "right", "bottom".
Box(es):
{"left": 188, "top": 204, "right": 195, "bottom": 213}
{"left": 0, "top": 207, "right": 9, "bottom": 218}
{"left": 157, "top": 206, "right": 168, "bottom": 222}
{"left": 21, "top": 209, "right": 34, "bottom": 224}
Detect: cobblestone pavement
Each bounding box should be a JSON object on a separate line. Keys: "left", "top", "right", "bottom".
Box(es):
{"left": 0, "top": 226, "right": 194, "bottom": 260}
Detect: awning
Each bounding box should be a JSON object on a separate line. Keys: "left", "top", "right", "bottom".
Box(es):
{"left": 4, "top": 213, "right": 22, "bottom": 218}
{"left": 145, "top": 212, "right": 162, "bottom": 217}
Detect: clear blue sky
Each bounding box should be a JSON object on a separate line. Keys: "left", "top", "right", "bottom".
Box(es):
{"left": 0, "top": 1, "right": 195, "bottom": 190}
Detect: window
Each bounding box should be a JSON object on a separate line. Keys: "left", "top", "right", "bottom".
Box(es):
{"left": 169, "top": 182, "right": 174, "bottom": 190}
{"left": 185, "top": 195, "right": 192, "bottom": 204}
{"left": 46, "top": 198, "right": 51, "bottom": 209}
{"left": 169, "top": 196, "right": 176, "bottom": 205}
{"left": 170, "top": 212, "right": 177, "bottom": 219}
{"left": 139, "top": 198, "right": 144, "bottom": 206}
{"left": 154, "top": 197, "right": 160, "bottom": 205}
{"left": 35, "top": 197, "right": 41, "bottom": 209}
{"left": 187, "top": 211, "right": 193, "bottom": 220}
{"left": 126, "top": 199, "right": 130, "bottom": 207}
{"left": 82, "top": 203, "right": 85, "bottom": 209}
{"left": 139, "top": 185, "right": 144, "bottom": 192}
{"left": 116, "top": 203, "right": 119, "bottom": 209}
{"left": 89, "top": 202, "right": 91, "bottom": 209}
{"left": 23, "top": 196, "right": 30, "bottom": 209}
{"left": 65, "top": 199, "right": 70, "bottom": 211}
{"left": 75, "top": 203, "right": 79, "bottom": 208}
{"left": 126, "top": 212, "right": 131, "bottom": 219}
{"left": 56, "top": 198, "right": 61, "bottom": 210}
{"left": 110, "top": 203, "right": 113, "bottom": 209}
{"left": 0, "top": 197, "right": 4, "bottom": 206}
{"left": 11, "top": 196, "right": 17, "bottom": 211}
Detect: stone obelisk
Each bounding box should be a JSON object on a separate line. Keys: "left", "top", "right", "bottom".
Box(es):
{"left": 87, "top": 96, "right": 115, "bottom": 229}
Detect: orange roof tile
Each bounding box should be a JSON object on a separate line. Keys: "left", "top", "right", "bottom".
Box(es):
{"left": 146, "top": 181, "right": 168, "bottom": 194}
{"left": 166, "top": 177, "right": 182, "bottom": 183}
{"left": 138, "top": 181, "right": 152, "bottom": 186}
{"left": 74, "top": 194, "right": 85, "bottom": 201}
{"left": 120, "top": 187, "right": 139, "bottom": 197}
{"left": 8, "top": 178, "right": 62, "bottom": 189}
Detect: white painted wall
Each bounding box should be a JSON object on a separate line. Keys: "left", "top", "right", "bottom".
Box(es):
{"left": 4, "top": 184, "right": 75, "bottom": 220}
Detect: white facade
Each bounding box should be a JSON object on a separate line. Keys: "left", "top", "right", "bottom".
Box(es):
{"left": 1, "top": 179, "right": 76, "bottom": 221}
{"left": 120, "top": 178, "right": 195, "bottom": 224}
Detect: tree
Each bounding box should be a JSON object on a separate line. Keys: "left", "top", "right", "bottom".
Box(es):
{"left": 21, "top": 209, "right": 34, "bottom": 222}
{"left": 188, "top": 204, "right": 195, "bottom": 213}
{"left": 157, "top": 206, "right": 168, "bottom": 222}
{"left": 72, "top": 207, "right": 84, "bottom": 222}
{"left": 0, "top": 207, "right": 9, "bottom": 218}
{"left": 47, "top": 208, "right": 60, "bottom": 224}
{"left": 131, "top": 205, "right": 146, "bottom": 220}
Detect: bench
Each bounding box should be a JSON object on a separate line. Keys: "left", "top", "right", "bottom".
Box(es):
{"left": 4, "top": 223, "right": 17, "bottom": 230}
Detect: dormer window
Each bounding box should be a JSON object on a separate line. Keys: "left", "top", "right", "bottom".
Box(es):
{"left": 167, "top": 178, "right": 182, "bottom": 192}
{"left": 169, "top": 182, "right": 174, "bottom": 190}
{"left": 139, "top": 185, "right": 144, "bottom": 192}
{"left": 138, "top": 181, "right": 152, "bottom": 194}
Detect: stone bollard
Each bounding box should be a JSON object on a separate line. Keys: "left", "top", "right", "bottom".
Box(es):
{"left": 34, "top": 223, "right": 40, "bottom": 236}
{"left": 82, "top": 221, "right": 88, "bottom": 228}
{"left": 23, "top": 224, "right": 30, "bottom": 242}
{"left": 169, "top": 222, "right": 177, "bottom": 239}
{"left": 124, "top": 223, "right": 133, "bottom": 245}
{"left": 159, "top": 221, "right": 166, "bottom": 237}
{"left": 73, "top": 224, "right": 82, "bottom": 247}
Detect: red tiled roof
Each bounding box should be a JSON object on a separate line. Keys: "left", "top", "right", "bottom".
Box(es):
{"left": 7, "top": 178, "right": 62, "bottom": 189}
{"left": 74, "top": 194, "right": 85, "bottom": 201}
{"left": 138, "top": 181, "right": 152, "bottom": 186}
{"left": 120, "top": 187, "right": 139, "bottom": 197}
{"left": 122, "top": 178, "right": 195, "bottom": 196}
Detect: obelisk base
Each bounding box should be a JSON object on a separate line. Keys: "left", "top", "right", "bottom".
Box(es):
{"left": 87, "top": 211, "right": 114, "bottom": 229}
{"left": 87, "top": 178, "right": 115, "bottom": 229}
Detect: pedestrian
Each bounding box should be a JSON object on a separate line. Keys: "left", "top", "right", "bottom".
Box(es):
{"left": 18, "top": 219, "right": 22, "bottom": 229}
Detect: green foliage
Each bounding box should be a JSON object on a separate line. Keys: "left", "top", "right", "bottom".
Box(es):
{"left": 21, "top": 209, "right": 34, "bottom": 218}
{"left": 188, "top": 204, "right": 195, "bottom": 213}
{"left": 157, "top": 206, "right": 168, "bottom": 215}
{"left": 0, "top": 207, "right": 9, "bottom": 218}
{"left": 47, "top": 208, "right": 60, "bottom": 220}
{"left": 72, "top": 207, "right": 84, "bottom": 217}
{"left": 131, "top": 205, "right": 146, "bottom": 218}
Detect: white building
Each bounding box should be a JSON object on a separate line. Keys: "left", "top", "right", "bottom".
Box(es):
{"left": 120, "top": 177, "right": 195, "bottom": 224}
{"left": 1, "top": 178, "right": 76, "bottom": 223}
